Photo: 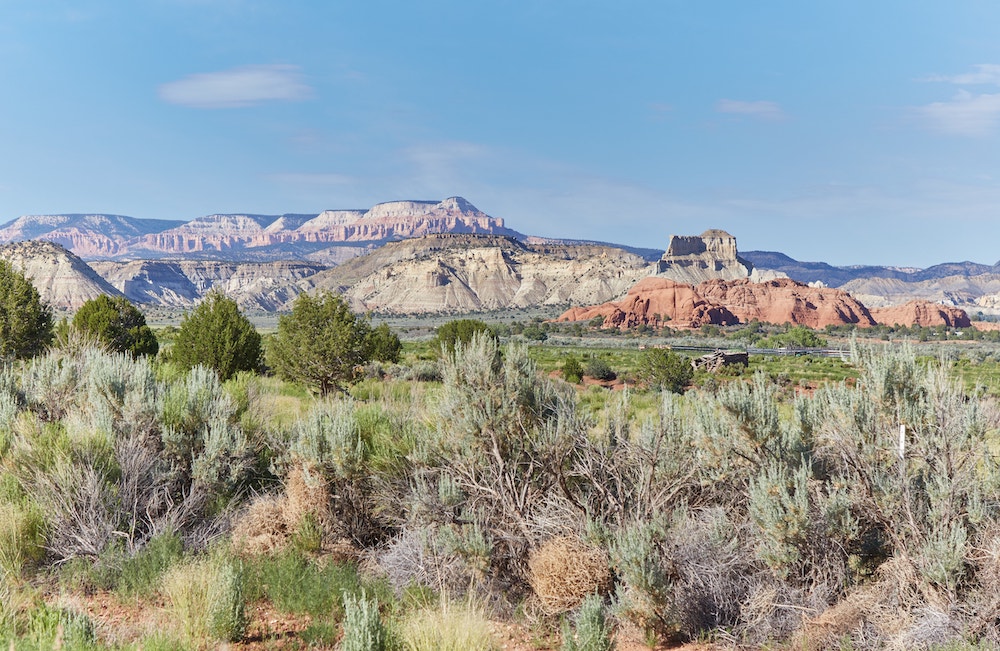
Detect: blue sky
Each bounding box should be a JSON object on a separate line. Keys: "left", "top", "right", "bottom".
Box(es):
{"left": 2, "top": 1, "right": 999, "bottom": 267}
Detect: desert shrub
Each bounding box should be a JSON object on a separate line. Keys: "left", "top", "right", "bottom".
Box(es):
{"left": 399, "top": 597, "right": 497, "bottom": 651}
{"left": 528, "top": 536, "right": 612, "bottom": 615}
{"left": 562, "top": 594, "right": 614, "bottom": 651}
{"left": 379, "top": 523, "right": 491, "bottom": 596}
{"left": 562, "top": 356, "right": 583, "bottom": 383}
{"left": 12, "top": 348, "right": 249, "bottom": 563}
{"left": 436, "top": 334, "right": 586, "bottom": 580}
{"left": 406, "top": 360, "right": 441, "bottom": 382}
{"left": 610, "top": 508, "right": 756, "bottom": 643}
{"left": 160, "top": 555, "right": 247, "bottom": 646}
{"left": 341, "top": 592, "right": 388, "bottom": 651}
{"left": 638, "top": 348, "right": 692, "bottom": 394}
{"left": 566, "top": 392, "right": 697, "bottom": 530}
{"left": 159, "top": 365, "right": 253, "bottom": 506}
{"left": 584, "top": 357, "right": 616, "bottom": 381}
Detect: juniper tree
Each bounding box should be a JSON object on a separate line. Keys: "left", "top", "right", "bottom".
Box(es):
{"left": 72, "top": 294, "right": 158, "bottom": 357}
{"left": 172, "top": 292, "right": 261, "bottom": 381}
{"left": 0, "top": 260, "right": 53, "bottom": 360}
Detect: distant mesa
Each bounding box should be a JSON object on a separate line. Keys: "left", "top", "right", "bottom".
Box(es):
{"left": 0, "top": 197, "right": 524, "bottom": 262}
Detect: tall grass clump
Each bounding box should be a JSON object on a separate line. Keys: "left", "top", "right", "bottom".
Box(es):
{"left": 160, "top": 554, "right": 247, "bottom": 646}
{"left": 242, "top": 548, "right": 389, "bottom": 621}
{"left": 399, "top": 597, "right": 496, "bottom": 651}
{"left": 0, "top": 500, "right": 45, "bottom": 580}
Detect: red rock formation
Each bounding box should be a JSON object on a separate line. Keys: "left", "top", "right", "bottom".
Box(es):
{"left": 698, "top": 278, "right": 876, "bottom": 328}
{"left": 869, "top": 301, "right": 971, "bottom": 328}
{"left": 556, "top": 277, "right": 739, "bottom": 328}
{"left": 558, "top": 276, "right": 877, "bottom": 330}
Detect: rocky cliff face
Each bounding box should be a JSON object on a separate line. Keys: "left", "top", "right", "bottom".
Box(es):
{"left": 656, "top": 229, "right": 755, "bottom": 283}
{"left": 308, "top": 234, "right": 654, "bottom": 313}
{"left": 697, "top": 278, "right": 877, "bottom": 329}
{"left": 558, "top": 277, "right": 877, "bottom": 330}
{"left": 90, "top": 260, "right": 326, "bottom": 311}
{"left": 1, "top": 241, "right": 123, "bottom": 310}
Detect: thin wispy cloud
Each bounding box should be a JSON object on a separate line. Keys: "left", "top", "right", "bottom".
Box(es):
{"left": 715, "top": 99, "right": 786, "bottom": 120}
{"left": 158, "top": 64, "right": 312, "bottom": 109}
{"left": 919, "top": 65, "right": 1000, "bottom": 136}
{"left": 925, "top": 64, "right": 1000, "bottom": 86}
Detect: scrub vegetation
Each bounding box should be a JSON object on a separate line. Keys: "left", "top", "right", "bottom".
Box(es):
{"left": 4, "top": 265, "right": 1000, "bottom": 649}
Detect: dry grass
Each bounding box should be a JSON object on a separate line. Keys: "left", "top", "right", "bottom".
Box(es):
{"left": 790, "top": 556, "right": 962, "bottom": 651}
{"left": 528, "top": 536, "right": 612, "bottom": 615}
{"left": 232, "top": 494, "right": 289, "bottom": 555}
{"left": 283, "top": 463, "right": 332, "bottom": 535}
{"left": 399, "top": 597, "right": 497, "bottom": 651}
{"left": 232, "top": 463, "right": 334, "bottom": 555}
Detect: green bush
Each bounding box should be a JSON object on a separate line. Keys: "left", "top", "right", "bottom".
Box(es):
{"left": 171, "top": 292, "right": 261, "bottom": 381}
{"left": 638, "top": 348, "right": 692, "bottom": 394}
{"left": 72, "top": 294, "right": 158, "bottom": 357}
{"left": 562, "top": 356, "right": 584, "bottom": 383}
{"left": 562, "top": 594, "right": 614, "bottom": 651}
{"left": 433, "top": 319, "right": 497, "bottom": 356}
{"left": 268, "top": 291, "right": 374, "bottom": 395}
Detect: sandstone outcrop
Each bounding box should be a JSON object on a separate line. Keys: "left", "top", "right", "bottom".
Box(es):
{"left": 558, "top": 277, "right": 877, "bottom": 330}
{"left": 697, "top": 278, "right": 877, "bottom": 329}
{"left": 557, "top": 278, "right": 738, "bottom": 329}
{"left": 656, "top": 229, "right": 755, "bottom": 284}
{"left": 1, "top": 240, "right": 122, "bottom": 310}
{"left": 869, "top": 301, "right": 971, "bottom": 328}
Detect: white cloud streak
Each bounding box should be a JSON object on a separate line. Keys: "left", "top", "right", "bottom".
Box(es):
{"left": 158, "top": 64, "right": 312, "bottom": 109}
{"left": 715, "top": 99, "right": 786, "bottom": 120}
{"left": 925, "top": 64, "right": 1000, "bottom": 86}
{"left": 921, "top": 90, "right": 1000, "bottom": 136}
